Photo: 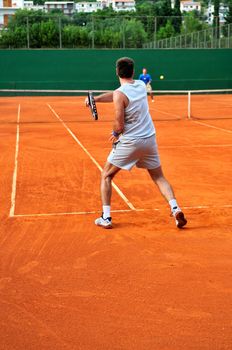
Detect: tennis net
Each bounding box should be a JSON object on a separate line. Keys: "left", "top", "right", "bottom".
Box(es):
{"left": 0, "top": 89, "right": 232, "bottom": 124}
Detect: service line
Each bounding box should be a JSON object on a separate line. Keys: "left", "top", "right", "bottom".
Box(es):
{"left": 191, "top": 120, "right": 232, "bottom": 134}
{"left": 159, "top": 144, "right": 232, "bottom": 149}
{"left": 149, "top": 107, "right": 181, "bottom": 120}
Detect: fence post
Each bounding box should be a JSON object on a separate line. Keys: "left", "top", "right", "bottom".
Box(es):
{"left": 204, "top": 29, "right": 206, "bottom": 48}
{"left": 153, "top": 17, "right": 157, "bottom": 48}
{"left": 26, "top": 16, "right": 30, "bottom": 49}
{"left": 122, "top": 18, "right": 125, "bottom": 48}
{"left": 228, "top": 24, "right": 231, "bottom": 48}
{"left": 211, "top": 27, "right": 214, "bottom": 48}
{"left": 92, "top": 17, "right": 94, "bottom": 49}
{"left": 59, "top": 17, "right": 62, "bottom": 49}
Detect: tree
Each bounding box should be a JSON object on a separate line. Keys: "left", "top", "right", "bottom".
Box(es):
{"left": 172, "top": 0, "right": 182, "bottom": 33}
{"left": 181, "top": 12, "right": 208, "bottom": 34}
{"left": 152, "top": 0, "right": 173, "bottom": 34}
{"left": 123, "top": 19, "right": 147, "bottom": 47}
{"left": 157, "top": 20, "right": 175, "bottom": 40}
{"left": 180, "top": 12, "right": 209, "bottom": 47}
{"left": 213, "top": 0, "right": 220, "bottom": 39}
{"left": 62, "top": 25, "right": 90, "bottom": 48}
{"left": 225, "top": 0, "right": 232, "bottom": 24}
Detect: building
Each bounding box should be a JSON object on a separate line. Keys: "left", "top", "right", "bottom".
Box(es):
{"left": 44, "top": 1, "right": 74, "bottom": 15}
{"left": 75, "top": 0, "right": 135, "bottom": 13}
{"left": 0, "top": 0, "right": 22, "bottom": 27}
{"left": 109, "top": 0, "right": 135, "bottom": 12}
{"left": 23, "top": 1, "right": 43, "bottom": 10}
{"left": 205, "top": 2, "right": 228, "bottom": 24}
{"left": 180, "top": 0, "right": 201, "bottom": 13}
{"left": 76, "top": 1, "right": 103, "bottom": 13}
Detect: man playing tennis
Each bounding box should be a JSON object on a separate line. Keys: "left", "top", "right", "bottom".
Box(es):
{"left": 139, "top": 67, "right": 154, "bottom": 102}
{"left": 87, "top": 57, "right": 187, "bottom": 229}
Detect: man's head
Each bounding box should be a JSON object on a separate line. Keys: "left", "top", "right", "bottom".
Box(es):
{"left": 116, "top": 57, "right": 134, "bottom": 78}
{"left": 142, "top": 68, "right": 147, "bottom": 75}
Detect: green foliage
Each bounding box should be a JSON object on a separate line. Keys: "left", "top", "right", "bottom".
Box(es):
{"left": 157, "top": 20, "right": 175, "bottom": 40}
{"left": 62, "top": 25, "right": 90, "bottom": 47}
{"left": 124, "top": 19, "right": 148, "bottom": 47}
{"left": 181, "top": 12, "right": 208, "bottom": 34}
{"left": 0, "top": 3, "right": 213, "bottom": 49}
{"left": 225, "top": 0, "right": 232, "bottom": 24}
{"left": 172, "top": 0, "right": 182, "bottom": 33}
{"left": 0, "top": 26, "right": 27, "bottom": 48}
{"left": 213, "top": 0, "right": 220, "bottom": 30}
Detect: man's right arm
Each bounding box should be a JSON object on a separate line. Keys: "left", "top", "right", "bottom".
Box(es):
{"left": 85, "top": 91, "right": 113, "bottom": 106}
{"left": 94, "top": 92, "right": 113, "bottom": 103}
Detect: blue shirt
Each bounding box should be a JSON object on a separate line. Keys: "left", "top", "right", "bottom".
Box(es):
{"left": 139, "top": 73, "right": 152, "bottom": 85}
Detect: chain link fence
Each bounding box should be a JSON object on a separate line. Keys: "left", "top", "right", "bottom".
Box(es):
{"left": 144, "top": 22, "right": 232, "bottom": 49}
{"left": 0, "top": 14, "right": 231, "bottom": 49}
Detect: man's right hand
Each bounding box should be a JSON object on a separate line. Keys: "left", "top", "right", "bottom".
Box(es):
{"left": 85, "top": 97, "right": 89, "bottom": 107}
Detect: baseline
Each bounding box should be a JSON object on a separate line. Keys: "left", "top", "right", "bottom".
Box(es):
{"left": 12, "top": 204, "right": 232, "bottom": 218}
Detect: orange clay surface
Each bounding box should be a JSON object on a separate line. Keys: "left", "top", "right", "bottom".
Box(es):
{"left": 0, "top": 95, "right": 232, "bottom": 350}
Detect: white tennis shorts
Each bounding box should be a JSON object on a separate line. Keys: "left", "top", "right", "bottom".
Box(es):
{"left": 146, "top": 83, "right": 152, "bottom": 92}
{"left": 107, "top": 135, "right": 161, "bottom": 171}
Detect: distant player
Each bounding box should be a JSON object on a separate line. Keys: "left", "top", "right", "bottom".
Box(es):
{"left": 88, "top": 57, "right": 187, "bottom": 230}
{"left": 139, "top": 68, "right": 154, "bottom": 102}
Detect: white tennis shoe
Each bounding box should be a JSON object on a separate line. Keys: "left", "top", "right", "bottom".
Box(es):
{"left": 95, "top": 215, "right": 112, "bottom": 229}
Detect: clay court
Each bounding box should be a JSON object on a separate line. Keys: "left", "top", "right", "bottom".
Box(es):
{"left": 0, "top": 94, "right": 232, "bottom": 349}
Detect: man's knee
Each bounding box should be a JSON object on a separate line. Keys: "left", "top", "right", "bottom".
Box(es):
{"left": 148, "top": 166, "right": 164, "bottom": 180}
{"left": 102, "top": 164, "right": 120, "bottom": 181}
{"left": 101, "top": 170, "right": 111, "bottom": 181}
{"left": 101, "top": 169, "right": 117, "bottom": 182}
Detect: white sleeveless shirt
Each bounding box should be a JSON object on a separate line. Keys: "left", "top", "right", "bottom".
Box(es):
{"left": 117, "top": 80, "right": 155, "bottom": 139}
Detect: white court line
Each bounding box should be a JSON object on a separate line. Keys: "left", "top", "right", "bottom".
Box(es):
{"left": 47, "top": 103, "right": 136, "bottom": 211}
{"left": 9, "top": 104, "right": 20, "bottom": 218}
{"left": 209, "top": 99, "right": 232, "bottom": 106}
{"left": 149, "top": 107, "right": 181, "bottom": 120}
{"left": 13, "top": 209, "right": 145, "bottom": 218}
{"left": 159, "top": 144, "right": 232, "bottom": 149}
{"left": 191, "top": 120, "right": 232, "bottom": 134}
{"left": 12, "top": 204, "right": 232, "bottom": 218}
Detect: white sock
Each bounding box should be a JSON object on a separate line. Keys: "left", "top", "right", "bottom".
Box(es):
{"left": 169, "top": 199, "right": 181, "bottom": 213}
{"left": 103, "top": 205, "right": 111, "bottom": 219}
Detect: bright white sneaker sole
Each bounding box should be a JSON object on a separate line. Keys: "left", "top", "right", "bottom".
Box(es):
{"left": 95, "top": 218, "right": 112, "bottom": 229}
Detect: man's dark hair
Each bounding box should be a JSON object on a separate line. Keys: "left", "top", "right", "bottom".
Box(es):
{"left": 116, "top": 57, "right": 134, "bottom": 78}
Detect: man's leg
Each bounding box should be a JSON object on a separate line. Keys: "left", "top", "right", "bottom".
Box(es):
{"left": 148, "top": 166, "right": 187, "bottom": 228}
{"left": 95, "top": 162, "right": 121, "bottom": 228}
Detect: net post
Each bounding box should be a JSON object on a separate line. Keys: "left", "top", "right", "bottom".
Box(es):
{"left": 188, "top": 91, "right": 191, "bottom": 119}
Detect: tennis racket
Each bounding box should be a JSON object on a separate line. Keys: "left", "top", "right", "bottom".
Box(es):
{"left": 87, "top": 92, "right": 98, "bottom": 120}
